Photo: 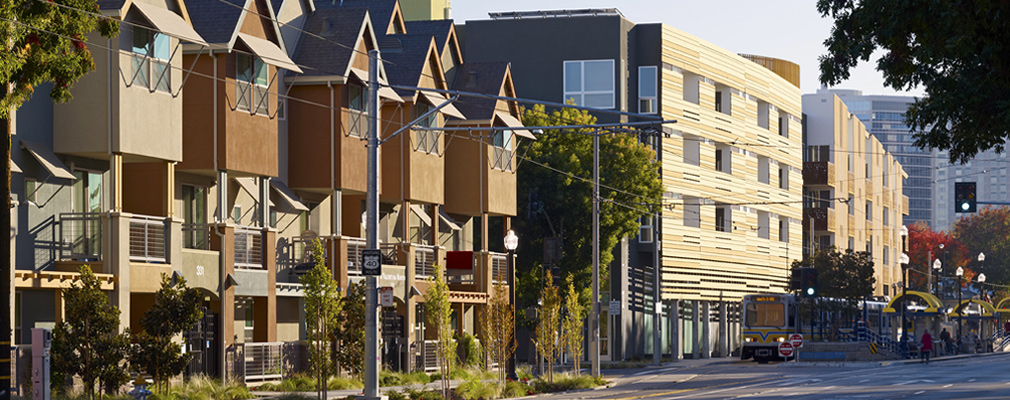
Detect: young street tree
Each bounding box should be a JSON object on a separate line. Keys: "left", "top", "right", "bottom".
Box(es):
{"left": 301, "top": 239, "right": 342, "bottom": 399}
{"left": 51, "top": 265, "right": 130, "bottom": 399}
{"left": 336, "top": 281, "right": 365, "bottom": 378}
{"left": 3, "top": 0, "right": 119, "bottom": 387}
{"left": 425, "top": 266, "right": 454, "bottom": 399}
{"left": 536, "top": 270, "right": 562, "bottom": 383}
{"left": 561, "top": 273, "right": 585, "bottom": 376}
{"left": 817, "top": 0, "right": 1010, "bottom": 163}
{"left": 517, "top": 104, "right": 663, "bottom": 307}
{"left": 130, "top": 273, "right": 203, "bottom": 393}
{"left": 479, "top": 274, "right": 515, "bottom": 384}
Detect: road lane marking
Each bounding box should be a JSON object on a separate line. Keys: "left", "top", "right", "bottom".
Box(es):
{"left": 943, "top": 384, "right": 953, "bottom": 388}
{"left": 610, "top": 377, "right": 767, "bottom": 400}
{"left": 915, "top": 391, "right": 926, "bottom": 395}
{"left": 859, "top": 379, "right": 870, "bottom": 383}
{"left": 632, "top": 370, "right": 653, "bottom": 376}
{"left": 969, "top": 378, "right": 977, "bottom": 382}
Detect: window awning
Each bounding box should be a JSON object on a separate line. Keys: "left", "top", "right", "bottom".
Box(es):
{"left": 131, "top": 2, "right": 208, "bottom": 46}
{"left": 438, "top": 208, "right": 461, "bottom": 230}
{"left": 495, "top": 112, "right": 536, "bottom": 140}
{"left": 20, "top": 141, "right": 75, "bottom": 180}
{"left": 233, "top": 177, "right": 274, "bottom": 207}
{"left": 236, "top": 33, "right": 303, "bottom": 73}
{"left": 270, "top": 180, "right": 309, "bottom": 211}
{"left": 419, "top": 91, "right": 465, "bottom": 120}
{"left": 10, "top": 159, "right": 21, "bottom": 174}
{"left": 348, "top": 68, "right": 403, "bottom": 102}
{"left": 409, "top": 204, "right": 432, "bottom": 226}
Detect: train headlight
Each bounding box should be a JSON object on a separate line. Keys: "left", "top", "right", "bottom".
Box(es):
{"left": 744, "top": 337, "right": 753, "bottom": 342}
{"left": 777, "top": 337, "right": 785, "bottom": 342}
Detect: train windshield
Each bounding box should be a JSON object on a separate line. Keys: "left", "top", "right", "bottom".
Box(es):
{"left": 745, "top": 302, "right": 785, "bottom": 327}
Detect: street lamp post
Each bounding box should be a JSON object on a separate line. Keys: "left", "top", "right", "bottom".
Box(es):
{"left": 504, "top": 230, "right": 519, "bottom": 381}
{"left": 932, "top": 258, "right": 942, "bottom": 295}
{"left": 956, "top": 266, "right": 964, "bottom": 346}
{"left": 899, "top": 225, "right": 909, "bottom": 349}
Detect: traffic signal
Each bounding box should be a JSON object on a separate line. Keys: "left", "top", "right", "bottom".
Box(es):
{"left": 797, "top": 267, "right": 818, "bottom": 297}
{"left": 789, "top": 268, "right": 801, "bottom": 291}
{"left": 955, "top": 182, "right": 976, "bottom": 213}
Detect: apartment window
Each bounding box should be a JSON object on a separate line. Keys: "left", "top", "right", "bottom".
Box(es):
{"left": 413, "top": 103, "right": 441, "bottom": 154}
{"left": 131, "top": 27, "right": 170, "bottom": 92}
{"left": 757, "top": 100, "right": 770, "bottom": 129}
{"left": 683, "top": 134, "right": 700, "bottom": 166}
{"left": 24, "top": 178, "right": 37, "bottom": 204}
{"left": 182, "top": 185, "right": 208, "bottom": 249}
{"left": 638, "top": 66, "right": 657, "bottom": 114}
{"left": 683, "top": 198, "right": 700, "bottom": 228}
{"left": 233, "top": 205, "right": 242, "bottom": 224}
{"left": 638, "top": 216, "right": 654, "bottom": 243}
{"left": 806, "top": 145, "right": 830, "bottom": 162}
{"left": 682, "top": 72, "right": 700, "bottom": 104}
{"left": 883, "top": 246, "right": 890, "bottom": 264}
{"left": 883, "top": 207, "right": 890, "bottom": 226}
{"left": 715, "top": 205, "right": 731, "bottom": 232}
{"left": 236, "top": 53, "right": 269, "bottom": 115}
{"left": 778, "top": 218, "right": 789, "bottom": 242}
{"left": 848, "top": 236, "right": 854, "bottom": 250}
{"left": 848, "top": 195, "right": 855, "bottom": 215}
{"left": 757, "top": 156, "right": 770, "bottom": 184}
{"left": 866, "top": 200, "right": 873, "bottom": 221}
{"left": 757, "top": 211, "right": 770, "bottom": 239}
{"left": 847, "top": 117, "right": 854, "bottom": 171}
{"left": 778, "top": 165, "right": 789, "bottom": 190}
{"left": 269, "top": 208, "right": 278, "bottom": 229}
{"left": 778, "top": 113, "right": 790, "bottom": 137}
{"left": 347, "top": 84, "right": 368, "bottom": 137}
{"left": 564, "top": 60, "right": 615, "bottom": 108}
{"left": 883, "top": 160, "right": 890, "bottom": 187}
{"left": 491, "top": 129, "right": 514, "bottom": 171}
{"left": 243, "top": 299, "right": 254, "bottom": 342}
{"left": 818, "top": 235, "right": 832, "bottom": 251}
{"left": 867, "top": 236, "right": 873, "bottom": 255}
{"left": 866, "top": 138, "right": 873, "bottom": 178}
{"left": 714, "top": 84, "right": 731, "bottom": 114}
{"left": 715, "top": 144, "right": 731, "bottom": 173}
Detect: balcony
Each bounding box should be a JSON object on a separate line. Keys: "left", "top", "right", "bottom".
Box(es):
{"left": 59, "top": 212, "right": 102, "bottom": 261}
{"left": 489, "top": 252, "right": 507, "bottom": 283}
{"left": 803, "top": 206, "right": 835, "bottom": 232}
{"left": 128, "top": 215, "right": 167, "bottom": 263}
{"left": 803, "top": 161, "right": 835, "bottom": 186}
{"left": 234, "top": 227, "right": 264, "bottom": 270}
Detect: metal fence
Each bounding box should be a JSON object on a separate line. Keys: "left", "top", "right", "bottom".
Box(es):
{"left": 234, "top": 227, "right": 263, "bottom": 269}
{"left": 59, "top": 212, "right": 102, "bottom": 261}
{"left": 241, "top": 342, "right": 284, "bottom": 382}
{"left": 129, "top": 215, "right": 167, "bottom": 263}
{"left": 415, "top": 245, "right": 436, "bottom": 278}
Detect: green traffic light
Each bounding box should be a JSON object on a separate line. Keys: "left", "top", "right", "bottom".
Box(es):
{"left": 962, "top": 202, "right": 970, "bottom": 211}
{"left": 806, "top": 287, "right": 815, "bottom": 296}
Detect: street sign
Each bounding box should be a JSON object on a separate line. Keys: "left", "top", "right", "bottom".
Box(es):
{"left": 778, "top": 341, "right": 794, "bottom": 358}
{"left": 609, "top": 300, "right": 621, "bottom": 314}
{"left": 379, "top": 287, "right": 394, "bottom": 307}
{"left": 789, "top": 333, "right": 804, "bottom": 348}
{"left": 362, "top": 249, "right": 382, "bottom": 276}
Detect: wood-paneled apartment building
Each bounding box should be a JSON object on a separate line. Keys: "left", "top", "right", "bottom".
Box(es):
{"left": 9, "top": 0, "right": 529, "bottom": 381}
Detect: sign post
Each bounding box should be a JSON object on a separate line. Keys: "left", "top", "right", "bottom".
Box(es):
{"left": 778, "top": 341, "right": 794, "bottom": 361}
{"left": 788, "top": 333, "right": 803, "bottom": 363}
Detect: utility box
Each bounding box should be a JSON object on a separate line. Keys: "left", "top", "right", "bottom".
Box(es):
{"left": 32, "top": 328, "right": 51, "bottom": 400}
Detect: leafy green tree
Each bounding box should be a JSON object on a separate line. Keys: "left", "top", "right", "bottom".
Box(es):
{"left": 424, "top": 266, "right": 454, "bottom": 399}
{"left": 518, "top": 104, "right": 662, "bottom": 309}
{"left": 535, "top": 270, "right": 561, "bottom": 383}
{"left": 300, "top": 239, "right": 342, "bottom": 399}
{"left": 130, "top": 273, "right": 203, "bottom": 393}
{"left": 335, "top": 281, "right": 365, "bottom": 378}
{"left": 561, "top": 274, "right": 585, "bottom": 376}
{"left": 817, "top": 0, "right": 1010, "bottom": 163}
{"left": 951, "top": 206, "right": 1010, "bottom": 286}
{"left": 51, "top": 265, "right": 130, "bottom": 399}
{"left": 791, "top": 248, "right": 875, "bottom": 340}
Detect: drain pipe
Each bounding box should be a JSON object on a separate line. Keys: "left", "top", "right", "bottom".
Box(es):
{"left": 208, "top": 49, "right": 228, "bottom": 381}
{"left": 328, "top": 82, "right": 337, "bottom": 275}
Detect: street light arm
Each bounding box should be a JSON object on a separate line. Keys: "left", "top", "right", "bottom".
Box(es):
{"left": 379, "top": 94, "right": 461, "bottom": 146}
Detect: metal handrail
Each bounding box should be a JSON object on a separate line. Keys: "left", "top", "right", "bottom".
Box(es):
{"left": 59, "top": 212, "right": 102, "bottom": 261}
{"left": 182, "top": 223, "right": 211, "bottom": 250}
{"left": 129, "top": 214, "right": 167, "bottom": 263}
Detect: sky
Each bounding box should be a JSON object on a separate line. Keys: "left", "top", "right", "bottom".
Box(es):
{"left": 451, "top": 0, "right": 925, "bottom": 98}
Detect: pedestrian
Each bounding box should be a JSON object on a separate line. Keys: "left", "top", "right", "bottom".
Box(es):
{"left": 940, "top": 328, "right": 951, "bottom": 355}
{"left": 920, "top": 329, "right": 933, "bottom": 364}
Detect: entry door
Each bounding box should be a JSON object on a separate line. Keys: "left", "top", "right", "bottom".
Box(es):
{"left": 185, "top": 307, "right": 219, "bottom": 377}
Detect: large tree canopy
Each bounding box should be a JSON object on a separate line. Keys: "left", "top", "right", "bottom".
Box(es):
{"left": 516, "top": 104, "right": 663, "bottom": 309}
{"left": 817, "top": 0, "right": 1010, "bottom": 163}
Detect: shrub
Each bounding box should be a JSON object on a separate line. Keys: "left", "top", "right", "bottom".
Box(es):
{"left": 531, "top": 372, "right": 606, "bottom": 393}
{"left": 326, "top": 377, "right": 363, "bottom": 390}
{"left": 169, "top": 376, "right": 253, "bottom": 400}
{"left": 502, "top": 380, "right": 533, "bottom": 398}
{"left": 456, "top": 333, "right": 484, "bottom": 369}
{"left": 455, "top": 379, "right": 500, "bottom": 400}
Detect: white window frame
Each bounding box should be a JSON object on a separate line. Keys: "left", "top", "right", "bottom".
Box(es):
{"left": 563, "top": 60, "right": 615, "bottom": 109}
{"left": 130, "top": 26, "right": 171, "bottom": 93}
{"left": 236, "top": 53, "right": 269, "bottom": 116}
{"left": 638, "top": 66, "right": 657, "bottom": 114}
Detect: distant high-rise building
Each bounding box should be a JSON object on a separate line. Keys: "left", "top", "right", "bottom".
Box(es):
{"left": 825, "top": 89, "right": 934, "bottom": 228}
{"left": 932, "top": 149, "right": 1010, "bottom": 231}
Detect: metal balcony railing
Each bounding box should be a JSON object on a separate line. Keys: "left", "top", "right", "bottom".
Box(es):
{"left": 490, "top": 252, "right": 508, "bottom": 283}
{"left": 59, "top": 212, "right": 102, "bottom": 261}
{"left": 347, "top": 237, "right": 366, "bottom": 275}
{"left": 182, "top": 223, "right": 210, "bottom": 250}
{"left": 234, "top": 227, "right": 263, "bottom": 269}
{"left": 129, "top": 214, "right": 167, "bottom": 263}
{"left": 414, "top": 245, "right": 436, "bottom": 278}
{"left": 241, "top": 342, "right": 283, "bottom": 382}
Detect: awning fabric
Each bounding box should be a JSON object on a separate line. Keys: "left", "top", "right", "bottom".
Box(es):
{"left": 236, "top": 33, "right": 303, "bottom": 73}
{"left": 20, "top": 141, "right": 75, "bottom": 180}
{"left": 10, "top": 160, "right": 22, "bottom": 174}
{"left": 270, "top": 180, "right": 309, "bottom": 211}
{"left": 495, "top": 111, "right": 536, "bottom": 140}
{"left": 438, "top": 208, "right": 461, "bottom": 230}
{"left": 233, "top": 177, "right": 274, "bottom": 207}
{"left": 131, "top": 2, "right": 208, "bottom": 46}
{"left": 418, "top": 91, "right": 465, "bottom": 120}
{"left": 347, "top": 68, "right": 403, "bottom": 102}
{"left": 409, "top": 204, "right": 432, "bottom": 226}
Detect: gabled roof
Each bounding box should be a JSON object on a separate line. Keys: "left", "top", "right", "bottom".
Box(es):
{"left": 98, "top": 0, "right": 194, "bottom": 26}
{"left": 381, "top": 33, "right": 442, "bottom": 98}
{"left": 97, "top": 0, "right": 128, "bottom": 12}
{"left": 293, "top": 8, "right": 369, "bottom": 77}
{"left": 315, "top": 0, "right": 401, "bottom": 36}
{"left": 404, "top": 20, "right": 451, "bottom": 53}
{"left": 449, "top": 62, "right": 509, "bottom": 120}
{"left": 188, "top": 0, "right": 248, "bottom": 45}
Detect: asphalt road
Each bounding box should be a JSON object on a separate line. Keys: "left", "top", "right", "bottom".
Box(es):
{"left": 542, "top": 353, "right": 1010, "bottom": 400}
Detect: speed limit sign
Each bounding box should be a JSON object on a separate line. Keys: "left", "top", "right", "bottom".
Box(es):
{"left": 362, "top": 249, "right": 381, "bottom": 276}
